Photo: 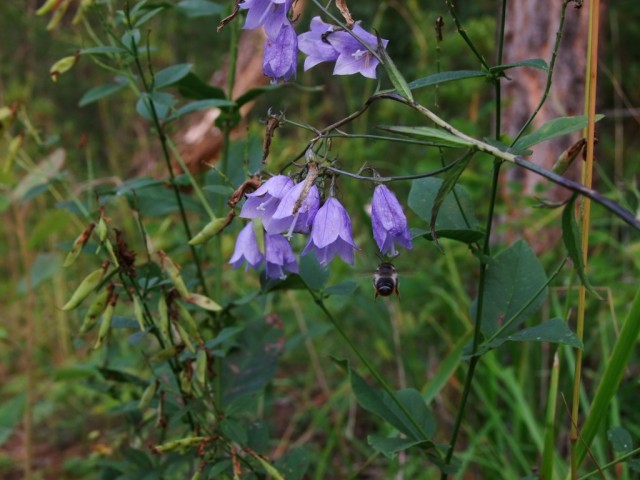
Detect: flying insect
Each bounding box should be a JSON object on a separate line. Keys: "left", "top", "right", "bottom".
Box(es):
{"left": 373, "top": 261, "right": 399, "bottom": 299}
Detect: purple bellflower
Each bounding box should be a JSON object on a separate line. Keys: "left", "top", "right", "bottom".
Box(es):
{"left": 263, "top": 22, "right": 298, "bottom": 82}
{"left": 240, "top": 0, "right": 292, "bottom": 38}
{"left": 302, "top": 197, "right": 358, "bottom": 266}
{"left": 328, "top": 23, "right": 388, "bottom": 79}
{"left": 229, "top": 222, "right": 264, "bottom": 271}
{"left": 370, "top": 184, "right": 412, "bottom": 256}
{"left": 240, "top": 175, "right": 294, "bottom": 232}
{"left": 269, "top": 181, "right": 320, "bottom": 235}
{"left": 265, "top": 233, "right": 298, "bottom": 279}
{"left": 297, "top": 16, "right": 340, "bottom": 71}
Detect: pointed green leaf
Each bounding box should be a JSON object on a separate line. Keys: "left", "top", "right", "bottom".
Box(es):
{"left": 489, "top": 58, "right": 548, "bottom": 74}
{"left": 379, "top": 126, "right": 473, "bottom": 148}
{"left": 378, "top": 35, "right": 413, "bottom": 101}
{"left": 154, "top": 63, "right": 192, "bottom": 89}
{"left": 512, "top": 115, "right": 604, "bottom": 151}
{"left": 504, "top": 318, "right": 582, "bottom": 348}
{"left": 176, "top": 72, "right": 227, "bottom": 100}
{"left": 167, "top": 98, "right": 236, "bottom": 122}
{"left": 79, "top": 82, "right": 128, "bottom": 106}
{"left": 368, "top": 435, "right": 429, "bottom": 458}
{"left": 562, "top": 195, "right": 600, "bottom": 298}
{"left": 477, "top": 240, "right": 548, "bottom": 337}
{"left": 407, "top": 70, "right": 486, "bottom": 90}
{"left": 429, "top": 151, "right": 474, "bottom": 249}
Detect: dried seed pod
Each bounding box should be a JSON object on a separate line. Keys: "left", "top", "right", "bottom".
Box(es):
{"left": 93, "top": 292, "right": 117, "bottom": 350}
{"left": 79, "top": 284, "right": 113, "bottom": 334}
{"left": 138, "top": 380, "right": 158, "bottom": 410}
{"left": 184, "top": 293, "right": 222, "bottom": 312}
{"left": 61, "top": 264, "right": 108, "bottom": 311}
{"left": 49, "top": 52, "right": 79, "bottom": 81}
{"left": 151, "top": 436, "right": 207, "bottom": 454}
{"left": 63, "top": 222, "right": 95, "bottom": 268}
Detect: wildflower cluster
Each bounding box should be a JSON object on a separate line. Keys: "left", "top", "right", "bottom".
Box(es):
{"left": 238, "top": 1, "right": 388, "bottom": 81}
{"left": 229, "top": 175, "right": 412, "bottom": 280}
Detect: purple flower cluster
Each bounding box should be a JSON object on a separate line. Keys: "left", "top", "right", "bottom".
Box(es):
{"left": 238, "top": 2, "right": 388, "bottom": 81}
{"left": 229, "top": 177, "right": 412, "bottom": 280}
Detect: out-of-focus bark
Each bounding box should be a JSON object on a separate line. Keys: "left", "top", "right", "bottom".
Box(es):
{"left": 500, "top": 1, "right": 598, "bottom": 247}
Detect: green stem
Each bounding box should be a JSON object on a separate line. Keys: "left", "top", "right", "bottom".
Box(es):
{"left": 511, "top": 0, "right": 571, "bottom": 145}
{"left": 303, "top": 281, "right": 436, "bottom": 447}
{"left": 444, "top": 0, "right": 490, "bottom": 70}
{"left": 124, "top": 10, "right": 209, "bottom": 296}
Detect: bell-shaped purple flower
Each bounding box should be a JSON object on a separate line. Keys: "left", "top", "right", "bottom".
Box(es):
{"left": 240, "top": 0, "right": 292, "bottom": 38}
{"left": 263, "top": 22, "right": 298, "bottom": 82}
{"left": 269, "top": 181, "right": 320, "bottom": 235}
{"left": 240, "top": 175, "right": 294, "bottom": 232}
{"left": 265, "top": 233, "right": 298, "bottom": 279}
{"left": 229, "top": 222, "right": 264, "bottom": 271}
{"left": 329, "top": 23, "right": 388, "bottom": 79}
{"left": 302, "top": 197, "right": 358, "bottom": 266}
{"left": 371, "top": 184, "right": 412, "bottom": 256}
{"left": 298, "top": 16, "right": 340, "bottom": 71}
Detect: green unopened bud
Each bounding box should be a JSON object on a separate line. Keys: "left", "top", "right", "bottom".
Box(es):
{"left": 185, "top": 293, "right": 222, "bottom": 312}
{"left": 158, "top": 251, "right": 189, "bottom": 298}
{"left": 138, "top": 380, "right": 158, "bottom": 410}
{"left": 62, "top": 264, "right": 108, "bottom": 311}
{"left": 93, "top": 292, "right": 117, "bottom": 350}
{"left": 79, "top": 284, "right": 113, "bottom": 334}
{"left": 133, "top": 294, "right": 146, "bottom": 331}
{"left": 158, "top": 295, "right": 170, "bottom": 343}
{"left": 189, "top": 217, "right": 227, "bottom": 245}
{"left": 195, "top": 349, "right": 207, "bottom": 385}
{"left": 96, "top": 217, "right": 108, "bottom": 243}
{"left": 63, "top": 222, "right": 95, "bottom": 268}
{"left": 175, "top": 301, "right": 203, "bottom": 342}
{"left": 176, "top": 323, "right": 195, "bottom": 353}
{"left": 36, "top": 0, "right": 61, "bottom": 15}
{"left": 551, "top": 138, "right": 585, "bottom": 175}
{"left": 50, "top": 52, "right": 79, "bottom": 82}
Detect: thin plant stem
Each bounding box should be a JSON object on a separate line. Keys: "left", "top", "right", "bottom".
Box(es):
{"left": 444, "top": 0, "right": 490, "bottom": 70}
{"left": 511, "top": 0, "right": 572, "bottom": 145}
{"left": 124, "top": 11, "right": 209, "bottom": 295}
{"left": 571, "top": 0, "right": 600, "bottom": 476}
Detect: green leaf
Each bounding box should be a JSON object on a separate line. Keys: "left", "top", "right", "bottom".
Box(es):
{"left": 412, "top": 227, "right": 484, "bottom": 245}
{"left": 429, "top": 151, "right": 474, "bottom": 249}
{"left": 407, "top": 70, "right": 486, "bottom": 90}
{"left": 220, "top": 418, "right": 248, "bottom": 445}
{"left": 235, "top": 84, "right": 284, "bottom": 107}
{"left": 368, "top": 435, "right": 429, "bottom": 458}
{"left": 562, "top": 195, "right": 600, "bottom": 298}
{"left": 378, "top": 35, "right": 412, "bottom": 102}
{"left": 345, "top": 362, "right": 435, "bottom": 441}
{"left": 134, "top": 6, "right": 165, "bottom": 27}
{"left": 136, "top": 92, "right": 176, "bottom": 121}
{"left": 512, "top": 115, "right": 604, "bottom": 151}
{"left": 489, "top": 58, "right": 548, "bottom": 74}
{"left": 79, "top": 81, "right": 128, "bottom": 107}
{"left": 80, "top": 46, "right": 126, "bottom": 55}
{"left": 504, "top": 318, "right": 582, "bottom": 348}
{"left": 576, "top": 286, "right": 640, "bottom": 466}
{"left": 0, "top": 393, "right": 26, "bottom": 446}
{"left": 154, "top": 63, "right": 192, "bottom": 89}
{"left": 608, "top": 427, "right": 633, "bottom": 454}
{"left": 176, "top": 0, "right": 223, "bottom": 18}
{"left": 274, "top": 448, "right": 309, "bottom": 480}
{"left": 176, "top": 72, "right": 227, "bottom": 100}
{"left": 17, "top": 253, "right": 62, "bottom": 294}
{"left": 167, "top": 98, "right": 236, "bottom": 122}
{"left": 379, "top": 126, "right": 473, "bottom": 148}
{"left": 477, "top": 240, "right": 548, "bottom": 338}
{"left": 324, "top": 281, "right": 359, "bottom": 296}
{"left": 299, "top": 254, "right": 329, "bottom": 290}
{"left": 409, "top": 178, "right": 481, "bottom": 241}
